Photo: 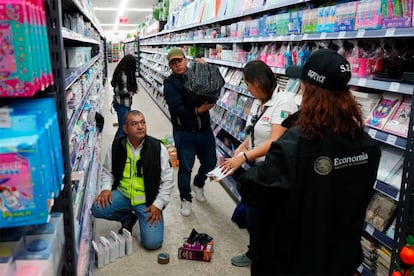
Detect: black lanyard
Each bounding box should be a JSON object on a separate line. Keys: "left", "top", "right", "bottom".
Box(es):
{"left": 248, "top": 104, "right": 268, "bottom": 149}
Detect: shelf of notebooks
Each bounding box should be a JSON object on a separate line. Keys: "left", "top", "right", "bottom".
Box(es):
{"left": 138, "top": 78, "right": 171, "bottom": 120}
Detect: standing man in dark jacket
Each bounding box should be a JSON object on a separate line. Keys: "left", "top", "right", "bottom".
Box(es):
{"left": 91, "top": 110, "right": 174, "bottom": 250}
{"left": 238, "top": 49, "right": 381, "bottom": 275}
{"left": 163, "top": 48, "right": 217, "bottom": 217}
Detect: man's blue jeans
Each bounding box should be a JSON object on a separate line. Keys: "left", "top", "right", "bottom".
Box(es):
{"left": 91, "top": 190, "right": 164, "bottom": 250}
{"left": 113, "top": 100, "right": 130, "bottom": 138}
{"left": 173, "top": 128, "right": 217, "bottom": 202}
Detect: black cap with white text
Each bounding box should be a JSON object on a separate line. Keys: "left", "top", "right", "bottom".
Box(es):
{"left": 285, "top": 49, "right": 351, "bottom": 92}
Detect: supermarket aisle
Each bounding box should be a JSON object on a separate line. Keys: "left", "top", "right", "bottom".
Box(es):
{"left": 93, "top": 63, "right": 249, "bottom": 276}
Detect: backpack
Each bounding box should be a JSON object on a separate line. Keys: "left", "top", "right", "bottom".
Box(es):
{"left": 182, "top": 62, "right": 225, "bottom": 106}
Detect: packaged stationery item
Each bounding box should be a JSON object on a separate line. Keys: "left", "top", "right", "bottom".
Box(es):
{"left": 382, "top": 0, "right": 413, "bottom": 28}
{"left": 10, "top": 98, "right": 64, "bottom": 196}
{"left": 355, "top": 0, "right": 383, "bottom": 30}
{"left": 0, "top": 0, "right": 37, "bottom": 97}
{"left": 334, "top": 1, "right": 359, "bottom": 32}
{"left": 383, "top": 95, "right": 411, "bottom": 138}
{"left": 0, "top": 140, "right": 50, "bottom": 227}
{"left": 365, "top": 92, "right": 402, "bottom": 129}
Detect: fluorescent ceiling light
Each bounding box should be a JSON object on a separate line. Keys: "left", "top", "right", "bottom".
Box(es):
{"left": 94, "top": 7, "right": 152, "bottom": 12}
{"left": 101, "top": 24, "right": 138, "bottom": 27}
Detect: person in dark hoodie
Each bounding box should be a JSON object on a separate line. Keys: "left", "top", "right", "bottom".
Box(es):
{"left": 91, "top": 110, "right": 174, "bottom": 250}
{"left": 111, "top": 54, "right": 138, "bottom": 138}
{"left": 238, "top": 49, "right": 381, "bottom": 275}
{"left": 163, "top": 48, "right": 217, "bottom": 217}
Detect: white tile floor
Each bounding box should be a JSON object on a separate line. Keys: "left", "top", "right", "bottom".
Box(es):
{"left": 92, "top": 63, "right": 249, "bottom": 276}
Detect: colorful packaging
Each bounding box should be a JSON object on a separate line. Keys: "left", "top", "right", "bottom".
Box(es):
{"left": 0, "top": 0, "right": 36, "bottom": 97}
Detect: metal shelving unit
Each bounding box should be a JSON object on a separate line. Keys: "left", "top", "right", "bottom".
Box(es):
{"left": 45, "top": 0, "right": 106, "bottom": 274}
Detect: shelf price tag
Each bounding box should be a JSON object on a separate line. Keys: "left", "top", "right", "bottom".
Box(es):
{"left": 385, "top": 28, "right": 396, "bottom": 37}
{"left": 320, "top": 32, "right": 327, "bottom": 39}
{"left": 389, "top": 82, "right": 400, "bottom": 92}
{"left": 365, "top": 223, "right": 375, "bottom": 235}
{"left": 338, "top": 31, "right": 346, "bottom": 39}
{"left": 302, "top": 33, "right": 309, "bottom": 40}
{"left": 358, "top": 78, "right": 367, "bottom": 86}
{"left": 0, "top": 108, "right": 11, "bottom": 128}
{"left": 386, "top": 134, "right": 397, "bottom": 145}
{"left": 356, "top": 29, "right": 365, "bottom": 38}
{"left": 368, "top": 128, "right": 377, "bottom": 138}
{"left": 357, "top": 265, "right": 363, "bottom": 273}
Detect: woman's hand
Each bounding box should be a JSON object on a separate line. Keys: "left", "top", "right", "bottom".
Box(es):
{"left": 220, "top": 153, "right": 245, "bottom": 174}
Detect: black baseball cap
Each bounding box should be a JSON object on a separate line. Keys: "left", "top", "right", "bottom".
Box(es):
{"left": 286, "top": 49, "right": 351, "bottom": 91}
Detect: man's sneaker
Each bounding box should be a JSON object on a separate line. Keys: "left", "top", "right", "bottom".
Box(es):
{"left": 193, "top": 186, "right": 206, "bottom": 202}
{"left": 180, "top": 200, "right": 192, "bottom": 217}
{"left": 231, "top": 253, "right": 252, "bottom": 267}
{"left": 118, "top": 215, "right": 138, "bottom": 234}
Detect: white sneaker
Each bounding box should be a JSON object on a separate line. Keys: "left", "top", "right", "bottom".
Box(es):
{"left": 180, "top": 200, "right": 192, "bottom": 217}
{"left": 193, "top": 186, "right": 206, "bottom": 202}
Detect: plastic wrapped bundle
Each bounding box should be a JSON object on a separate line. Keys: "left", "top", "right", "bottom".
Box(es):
{"left": 183, "top": 62, "right": 225, "bottom": 106}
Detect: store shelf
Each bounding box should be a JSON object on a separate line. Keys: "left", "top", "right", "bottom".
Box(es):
{"left": 62, "top": 0, "right": 105, "bottom": 37}
{"left": 64, "top": 55, "right": 99, "bottom": 89}
{"left": 139, "top": 78, "right": 171, "bottom": 120}
{"left": 374, "top": 180, "right": 400, "bottom": 202}
{"left": 211, "top": 117, "right": 244, "bottom": 142}
{"left": 365, "top": 127, "right": 406, "bottom": 150}
{"left": 67, "top": 71, "right": 99, "bottom": 139}
{"left": 223, "top": 83, "right": 251, "bottom": 97}
{"left": 215, "top": 138, "right": 250, "bottom": 171}
{"left": 363, "top": 222, "right": 394, "bottom": 250}
{"left": 357, "top": 264, "right": 376, "bottom": 276}
{"left": 141, "top": 0, "right": 311, "bottom": 39}
{"left": 302, "top": 27, "right": 414, "bottom": 41}
{"left": 219, "top": 173, "right": 241, "bottom": 203}
{"left": 62, "top": 27, "right": 100, "bottom": 45}
{"left": 216, "top": 100, "right": 248, "bottom": 121}
{"left": 349, "top": 78, "right": 413, "bottom": 96}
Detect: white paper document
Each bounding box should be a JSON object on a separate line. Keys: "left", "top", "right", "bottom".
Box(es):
{"left": 206, "top": 166, "right": 232, "bottom": 181}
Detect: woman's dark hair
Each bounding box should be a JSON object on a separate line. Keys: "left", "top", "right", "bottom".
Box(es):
{"left": 242, "top": 60, "right": 277, "bottom": 101}
{"left": 111, "top": 54, "right": 138, "bottom": 92}
{"left": 298, "top": 83, "right": 364, "bottom": 140}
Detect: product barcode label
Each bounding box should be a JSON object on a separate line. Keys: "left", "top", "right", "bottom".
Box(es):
{"left": 385, "top": 28, "right": 396, "bottom": 37}
{"left": 368, "top": 128, "right": 377, "bottom": 138}
{"left": 0, "top": 108, "right": 11, "bottom": 128}
{"left": 386, "top": 134, "right": 397, "bottom": 145}
{"left": 358, "top": 78, "right": 367, "bottom": 86}
{"left": 365, "top": 224, "right": 375, "bottom": 235}
{"left": 357, "top": 29, "right": 365, "bottom": 38}
{"left": 389, "top": 82, "right": 400, "bottom": 92}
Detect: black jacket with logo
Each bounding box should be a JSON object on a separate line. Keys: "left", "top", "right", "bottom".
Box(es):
{"left": 238, "top": 126, "right": 381, "bottom": 275}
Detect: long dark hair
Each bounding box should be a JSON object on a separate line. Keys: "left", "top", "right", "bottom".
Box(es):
{"left": 111, "top": 54, "right": 137, "bottom": 92}
{"left": 242, "top": 60, "right": 277, "bottom": 102}
{"left": 298, "top": 83, "right": 364, "bottom": 140}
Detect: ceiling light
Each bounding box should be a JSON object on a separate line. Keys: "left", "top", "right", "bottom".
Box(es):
{"left": 93, "top": 7, "right": 153, "bottom": 12}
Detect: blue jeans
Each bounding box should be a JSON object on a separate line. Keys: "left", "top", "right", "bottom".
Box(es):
{"left": 91, "top": 190, "right": 164, "bottom": 250}
{"left": 173, "top": 128, "right": 217, "bottom": 202}
{"left": 113, "top": 100, "right": 130, "bottom": 138}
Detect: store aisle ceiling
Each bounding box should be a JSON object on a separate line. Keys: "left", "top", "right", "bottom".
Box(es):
{"left": 90, "top": 0, "right": 157, "bottom": 37}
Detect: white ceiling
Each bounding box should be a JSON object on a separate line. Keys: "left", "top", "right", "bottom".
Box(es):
{"left": 90, "top": 0, "right": 158, "bottom": 37}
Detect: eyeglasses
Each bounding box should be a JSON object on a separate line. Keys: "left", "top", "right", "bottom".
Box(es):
{"left": 169, "top": 58, "right": 184, "bottom": 66}
{"left": 127, "top": 120, "right": 146, "bottom": 127}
